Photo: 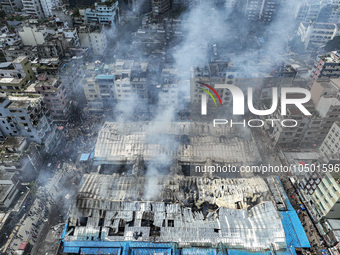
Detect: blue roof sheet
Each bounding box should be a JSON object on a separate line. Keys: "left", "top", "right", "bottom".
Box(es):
{"left": 96, "top": 74, "right": 114, "bottom": 80}
{"left": 80, "top": 153, "right": 90, "bottom": 161}
{"left": 276, "top": 177, "right": 311, "bottom": 249}
{"left": 63, "top": 246, "right": 79, "bottom": 253}
{"left": 80, "top": 247, "right": 121, "bottom": 254}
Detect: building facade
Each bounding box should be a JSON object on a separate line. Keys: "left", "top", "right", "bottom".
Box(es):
{"left": 78, "top": 26, "right": 107, "bottom": 56}
{"left": 313, "top": 51, "right": 340, "bottom": 80}
{"left": 33, "top": 77, "right": 71, "bottom": 120}
{"left": 0, "top": 96, "right": 52, "bottom": 145}
{"left": 0, "top": 56, "right": 36, "bottom": 93}
{"left": 151, "top": 0, "right": 171, "bottom": 15}
{"left": 320, "top": 122, "right": 340, "bottom": 163}
{"left": 298, "top": 22, "right": 339, "bottom": 50}
{"left": 85, "top": 1, "right": 120, "bottom": 26}
{"left": 312, "top": 172, "right": 340, "bottom": 219}
{"left": 22, "top": 0, "right": 45, "bottom": 19}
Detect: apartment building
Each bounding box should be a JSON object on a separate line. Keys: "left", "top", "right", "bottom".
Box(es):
{"left": 263, "top": 103, "right": 323, "bottom": 147}
{"left": 78, "top": 26, "right": 107, "bottom": 56}
{"left": 33, "top": 77, "right": 71, "bottom": 120}
{"left": 311, "top": 78, "right": 340, "bottom": 105}
{"left": 83, "top": 74, "right": 114, "bottom": 111}
{"left": 312, "top": 172, "right": 340, "bottom": 219}
{"left": 83, "top": 60, "right": 149, "bottom": 111}
{"left": 298, "top": 22, "right": 339, "bottom": 50}
{"left": 320, "top": 122, "right": 340, "bottom": 163}
{"left": 22, "top": 0, "right": 45, "bottom": 19}
{"left": 0, "top": 96, "right": 52, "bottom": 146}
{"left": 40, "top": 0, "right": 62, "bottom": 17}
{"left": 0, "top": 56, "right": 36, "bottom": 93}
{"left": 113, "top": 60, "right": 148, "bottom": 102}
{"left": 158, "top": 68, "right": 178, "bottom": 106}
{"left": 0, "top": 0, "right": 23, "bottom": 14}
{"left": 312, "top": 51, "right": 340, "bottom": 80}
{"left": 263, "top": 78, "right": 340, "bottom": 147}
{"left": 0, "top": 137, "right": 43, "bottom": 181}
{"left": 245, "top": 0, "right": 279, "bottom": 22}
{"left": 85, "top": 1, "right": 120, "bottom": 26}
{"left": 0, "top": 26, "right": 21, "bottom": 48}
{"left": 151, "top": 0, "right": 171, "bottom": 15}
{"left": 0, "top": 170, "right": 20, "bottom": 209}
{"left": 2, "top": 45, "right": 37, "bottom": 62}
{"left": 190, "top": 61, "right": 240, "bottom": 118}
{"left": 295, "top": 2, "right": 321, "bottom": 23}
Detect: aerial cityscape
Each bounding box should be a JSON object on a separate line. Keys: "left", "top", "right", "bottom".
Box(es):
{"left": 0, "top": 0, "right": 340, "bottom": 254}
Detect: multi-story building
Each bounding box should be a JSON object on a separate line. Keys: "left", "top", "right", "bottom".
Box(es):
{"left": 0, "top": 170, "right": 20, "bottom": 209}
{"left": 263, "top": 78, "right": 340, "bottom": 147}
{"left": 0, "top": 96, "right": 55, "bottom": 146}
{"left": 0, "top": 137, "right": 43, "bottom": 181}
{"left": 36, "top": 34, "right": 66, "bottom": 59}
{"left": 2, "top": 44, "right": 37, "bottom": 62}
{"left": 158, "top": 68, "right": 178, "bottom": 106}
{"left": 22, "top": 0, "right": 45, "bottom": 19}
{"left": 295, "top": 2, "right": 322, "bottom": 23}
{"left": 312, "top": 51, "right": 340, "bottom": 80}
{"left": 33, "top": 77, "right": 71, "bottom": 120}
{"left": 78, "top": 26, "right": 107, "bottom": 56}
{"left": 18, "top": 25, "right": 56, "bottom": 46}
{"left": 113, "top": 60, "right": 148, "bottom": 102}
{"left": 83, "top": 60, "right": 148, "bottom": 111}
{"left": 83, "top": 74, "right": 114, "bottom": 111}
{"left": 245, "top": 0, "right": 279, "bottom": 22}
{"left": 190, "top": 61, "right": 239, "bottom": 118}
{"left": 310, "top": 78, "right": 340, "bottom": 106}
{"left": 263, "top": 102, "right": 323, "bottom": 147}
{"left": 40, "top": 0, "right": 61, "bottom": 17}
{"left": 298, "top": 22, "right": 339, "bottom": 50}
{"left": 0, "top": 26, "right": 21, "bottom": 48}
{"left": 151, "top": 0, "right": 171, "bottom": 15}
{"left": 312, "top": 172, "right": 340, "bottom": 219}
{"left": 320, "top": 122, "right": 340, "bottom": 163}
{"left": 0, "top": 56, "right": 36, "bottom": 93}
{"left": 316, "top": 2, "right": 340, "bottom": 24}
{"left": 0, "top": 0, "right": 23, "bottom": 14}
{"left": 85, "top": 1, "right": 120, "bottom": 26}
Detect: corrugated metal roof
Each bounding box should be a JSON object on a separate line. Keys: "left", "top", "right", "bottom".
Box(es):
{"left": 80, "top": 247, "right": 122, "bottom": 254}
{"left": 63, "top": 246, "right": 79, "bottom": 253}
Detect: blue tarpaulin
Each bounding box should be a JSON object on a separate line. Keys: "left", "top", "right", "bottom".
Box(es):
{"left": 276, "top": 177, "right": 311, "bottom": 249}
{"left": 79, "top": 153, "right": 90, "bottom": 161}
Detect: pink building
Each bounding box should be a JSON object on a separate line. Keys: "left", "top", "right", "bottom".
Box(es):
{"left": 34, "top": 76, "right": 71, "bottom": 120}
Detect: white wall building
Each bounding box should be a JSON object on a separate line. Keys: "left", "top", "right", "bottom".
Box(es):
{"left": 78, "top": 26, "right": 107, "bottom": 56}
{"left": 40, "top": 0, "right": 61, "bottom": 17}
{"left": 298, "top": 22, "right": 339, "bottom": 49}
{"left": 0, "top": 26, "right": 21, "bottom": 48}
{"left": 18, "top": 26, "right": 55, "bottom": 46}
{"left": 0, "top": 97, "right": 52, "bottom": 145}
{"left": 320, "top": 122, "right": 340, "bottom": 163}
{"left": 22, "top": 0, "right": 45, "bottom": 19}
